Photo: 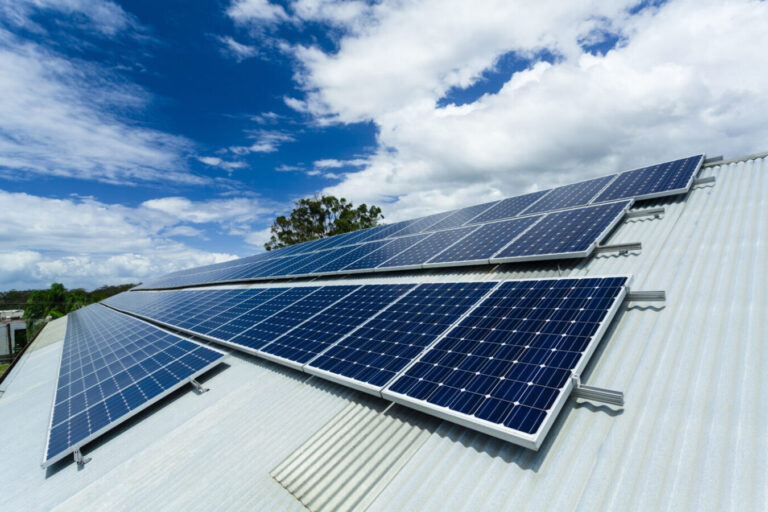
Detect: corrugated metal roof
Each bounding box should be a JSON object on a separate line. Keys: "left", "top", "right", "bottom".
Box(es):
{"left": 0, "top": 153, "right": 765, "bottom": 511}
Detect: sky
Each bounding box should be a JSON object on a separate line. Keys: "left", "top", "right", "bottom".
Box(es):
{"left": 1, "top": 0, "right": 767, "bottom": 290}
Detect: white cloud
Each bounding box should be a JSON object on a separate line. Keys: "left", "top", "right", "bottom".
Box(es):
{"left": 313, "top": 158, "right": 367, "bottom": 169}
{"left": 141, "top": 196, "right": 272, "bottom": 225}
{"left": 269, "top": 0, "right": 768, "bottom": 221}
{"left": 243, "top": 227, "right": 273, "bottom": 248}
{"left": 227, "top": 0, "right": 288, "bottom": 23}
{"left": 1, "top": 0, "right": 136, "bottom": 35}
{"left": 0, "top": 28, "right": 201, "bottom": 185}
{"left": 0, "top": 190, "right": 245, "bottom": 290}
{"left": 218, "top": 35, "right": 259, "bottom": 61}
{"left": 197, "top": 156, "right": 248, "bottom": 171}
{"left": 229, "top": 130, "right": 295, "bottom": 154}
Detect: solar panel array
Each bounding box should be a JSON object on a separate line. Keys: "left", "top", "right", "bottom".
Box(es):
{"left": 135, "top": 155, "right": 701, "bottom": 291}
{"left": 105, "top": 276, "right": 629, "bottom": 449}
{"left": 43, "top": 304, "right": 226, "bottom": 467}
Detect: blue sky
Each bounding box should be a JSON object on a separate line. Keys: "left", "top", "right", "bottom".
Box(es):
{"left": 1, "top": 0, "right": 767, "bottom": 290}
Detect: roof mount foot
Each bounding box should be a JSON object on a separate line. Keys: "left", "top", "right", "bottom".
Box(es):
{"left": 74, "top": 448, "right": 91, "bottom": 467}
{"left": 625, "top": 207, "right": 665, "bottom": 220}
{"left": 571, "top": 376, "right": 624, "bottom": 407}
{"left": 693, "top": 175, "right": 716, "bottom": 186}
{"left": 625, "top": 290, "right": 666, "bottom": 303}
{"left": 191, "top": 379, "right": 209, "bottom": 394}
{"left": 595, "top": 242, "right": 642, "bottom": 256}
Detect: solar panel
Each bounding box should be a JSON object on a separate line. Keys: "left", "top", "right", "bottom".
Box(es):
{"left": 43, "top": 305, "right": 226, "bottom": 467}
{"left": 382, "top": 276, "right": 628, "bottom": 449}
{"left": 385, "top": 211, "right": 455, "bottom": 238}
{"left": 284, "top": 244, "right": 363, "bottom": 276}
{"left": 594, "top": 154, "right": 704, "bottom": 202}
{"left": 341, "top": 233, "right": 431, "bottom": 272}
{"left": 314, "top": 240, "right": 391, "bottom": 273}
{"left": 356, "top": 220, "right": 414, "bottom": 242}
{"left": 259, "top": 284, "right": 415, "bottom": 368}
{"left": 492, "top": 201, "right": 631, "bottom": 263}
{"left": 228, "top": 286, "right": 356, "bottom": 352}
{"left": 190, "top": 289, "right": 283, "bottom": 335}
{"left": 206, "top": 287, "right": 315, "bottom": 342}
{"left": 305, "top": 282, "right": 495, "bottom": 394}
{"left": 377, "top": 226, "right": 477, "bottom": 270}
{"left": 523, "top": 175, "right": 617, "bottom": 215}
{"left": 424, "top": 201, "right": 500, "bottom": 232}
{"left": 463, "top": 191, "right": 549, "bottom": 225}
{"left": 426, "top": 216, "right": 542, "bottom": 267}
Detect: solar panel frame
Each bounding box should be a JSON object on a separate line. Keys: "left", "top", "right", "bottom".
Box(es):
{"left": 593, "top": 154, "right": 704, "bottom": 203}
{"left": 42, "top": 305, "right": 227, "bottom": 468}
{"left": 381, "top": 275, "right": 630, "bottom": 450}
{"left": 489, "top": 200, "right": 632, "bottom": 264}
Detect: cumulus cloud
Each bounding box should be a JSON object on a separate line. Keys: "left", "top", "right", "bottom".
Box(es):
{"left": 227, "top": 0, "right": 288, "bottom": 23}
{"left": 218, "top": 35, "right": 259, "bottom": 61}
{"left": 0, "top": 190, "right": 278, "bottom": 289}
{"left": 247, "top": 0, "right": 768, "bottom": 221}
{"left": 0, "top": 20, "right": 200, "bottom": 186}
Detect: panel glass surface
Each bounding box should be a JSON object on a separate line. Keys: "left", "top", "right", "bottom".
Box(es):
{"left": 494, "top": 201, "right": 630, "bottom": 260}
{"left": 229, "top": 286, "right": 356, "bottom": 350}
{"left": 307, "top": 282, "right": 495, "bottom": 388}
{"left": 341, "top": 234, "right": 430, "bottom": 271}
{"left": 386, "top": 277, "right": 627, "bottom": 440}
{"left": 261, "top": 284, "right": 415, "bottom": 364}
{"left": 523, "top": 175, "right": 616, "bottom": 215}
{"left": 466, "top": 191, "right": 549, "bottom": 225}
{"left": 314, "top": 240, "right": 391, "bottom": 273}
{"left": 385, "top": 211, "right": 454, "bottom": 238}
{"left": 419, "top": 202, "right": 499, "bottom": 232}
{"left": 428, "top": 216, "right": 542, "bottom": 265}
{"left": 45, "top": 305, "right": 225, "bottom": 466}
{"left": 594, "top": 154, "right": 704, "bottom": 202}
{"left": 378, "top": 226, "right": 477, "bottom": 269}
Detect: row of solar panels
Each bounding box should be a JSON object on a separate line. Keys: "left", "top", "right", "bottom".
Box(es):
{"left": 43, "top": 305, "right": 226, "bottom": 467}
{"left": 139, "top": 200, "right": 631, "bottom": 289}
{"left": 70, "top": 276, "right": 632, "bottom": 459}
{"left": 136, "top": 155, "right": 702, "bottom": 290}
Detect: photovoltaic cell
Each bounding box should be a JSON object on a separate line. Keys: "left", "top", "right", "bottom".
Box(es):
{"left": 377, "top": 226, "right": 477, "bottom": 269}
{"left": 493, "top": 201, "right": 630, "bottom": 261}
{"left": 190, "top": 289, "right": 285, "bottom": 335}
{"left": 285, "top": 244, "right": 363, "bottom": 275}
{"left": 341, "top": 233, "right": 430, "bottom": 272}
{"left": 306, "top": 282, "right": 495, "bottom": 390}
{"left": 44, "top": 305, "right": 225, "bottom": 467}
{"left": 427, "top": 216, "right": 542, "bottom": 266}
{"left": 383, "top": 276, "right": 628, "bottom": 449}
{"left": 314, "top": 240, "right": 391, "bottom": 273}
{"left": 385, "top": 211, "right": 455, "bottom": 238}
{"left": 468, "top": 190, "right": 549, "bottom": 224}
{"left": 228, "top": 286, "right": 356, "bottom": 351}
{"left": 523, "top": 175, "right": 617, "bottom": 215}
{"left": 425, "top": 202, "right": 500, "bottom": 232}
{"left": 206, "top": 287, "right": 317, "bottom": 342}
{"left": 260, "top": 284, "right": 415, "bottom": 365}
{"left": 594, "top": 154, "right": 704, "bottom": 202}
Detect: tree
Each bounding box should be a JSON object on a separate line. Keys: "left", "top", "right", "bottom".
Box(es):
{"left": 265, "top": 195, "right": 383, "bottom": 251}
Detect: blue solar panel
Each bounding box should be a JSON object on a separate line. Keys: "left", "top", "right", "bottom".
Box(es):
{"left": 356, "top": 220, "right": 414, "bottom": 242}
{"left": 425, "top": 202, "right": 500, "bottom": 232}
{"left": 284, "top": 244, "right": 363, "bottom": 276}
{"left": 260, "top": 284, "right": 415, "bottom": 366}
{"left": 228, "top": 286, "right": 356, "bottom": 351}
{"left": 341, "top": 234, "right": 430, "bottom": 272}
{"left": 306, "top": 282, "right": 495, "bottom": 392}
{"left": 44, "top": 305, "right": 226, "bottom": 467}
{"left": 523, "top": 175, "right": 617, "bottom": 215}
{"left": 383, "top": 276, "right": 628, "bottom": 449}
{"left": 492, "top": 201, "right": 630, "bottom": 262}
{"left": 384, "top": 211, "right": 455, "bottom": 238}
{"left": 426, "top": 216, "right": 542, "bottom": 266}
{"left": 466, "top": 191, "right": 549, "bottom": 225}
{"left": 189, "top": 289, "right": 282, "bottom": 335}
{"left": 206, "top": 287, "right": 316, "bottom": 342}
{"left": 314, "top": 240, "right": 391, "bottom": 273}
{"left": 378, "top": 226, "right": 477, "bottom": 269}
{"left": 594, "top": 154, "right": 704, "bottom": 202}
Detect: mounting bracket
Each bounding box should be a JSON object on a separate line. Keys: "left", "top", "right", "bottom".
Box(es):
{"left": 570, "top": 376, "right": 624, "bottom": 407}
{"left": 595, "top": 242, "right": 642, "bottom": 256}
{"left": 625, "top": 207, "right": 665, "bottom": 219}
{"left": 693, "top": 175, "right": 716, "bottom": 186}
{"left": 74, "top": 448, "right": 91, "bottom": 466}
{"left": 190, "top": 379, "right": 209, "bottom": 393}
{"left": 626, "top": 290, "right": 666, "bottom": 302}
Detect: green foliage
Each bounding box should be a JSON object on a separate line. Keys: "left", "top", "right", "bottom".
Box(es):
{"left": 20, "top": 282, "right": 136, "bottom": 337}
{"left": 265, "top": 195, "right": 383, "bottom": 251}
